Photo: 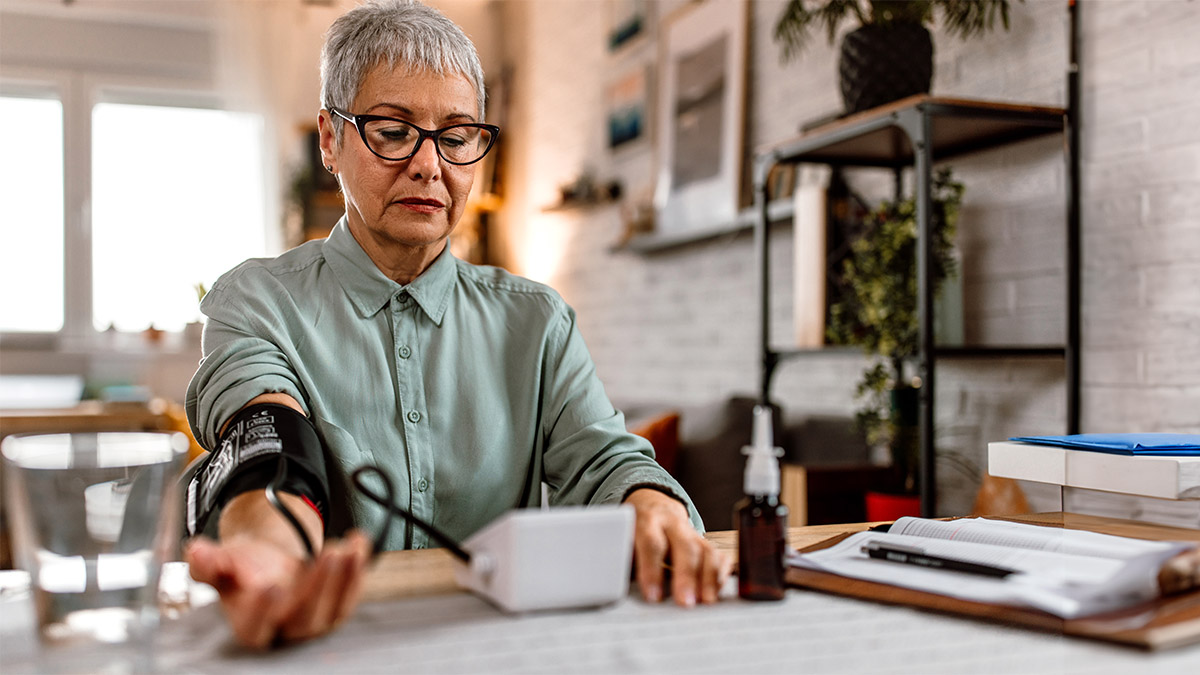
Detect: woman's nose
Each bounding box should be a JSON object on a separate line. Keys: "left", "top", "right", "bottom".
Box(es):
{"left": 405, "top": 137, "right": 441, "bottom": 180}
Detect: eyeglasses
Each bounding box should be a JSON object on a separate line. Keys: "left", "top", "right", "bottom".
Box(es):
{"left": 330, "top": 107, "right": 499, "bottom": 166}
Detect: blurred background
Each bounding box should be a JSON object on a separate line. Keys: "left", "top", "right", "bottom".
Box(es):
{"left": 1, "top": 0, "right": 1198, "bottom": 528}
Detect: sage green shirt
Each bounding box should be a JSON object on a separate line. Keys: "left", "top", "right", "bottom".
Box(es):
{"left": 186, "top": 219, "right": 702, "bottom": 549}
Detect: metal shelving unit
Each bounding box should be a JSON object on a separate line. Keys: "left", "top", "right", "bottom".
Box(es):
{"left": 752, "top": 5, "right": 1082, "bottom": 518}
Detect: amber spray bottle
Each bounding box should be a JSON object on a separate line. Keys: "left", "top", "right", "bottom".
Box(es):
{"left": 737, "top": 405, "right": 788, "bottom": 601}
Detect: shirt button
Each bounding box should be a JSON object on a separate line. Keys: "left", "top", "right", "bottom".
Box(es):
{"left": 397, "top": 291, "right": 410, "bottom": 304}
{"left": 417, "top": 478, "right": 429, "bottom": 492}
{"left": 407, "top": 410, "right": 422, "bottom": 423}
{"left": 398, "top": 345, "right": 412, "bottom": 359}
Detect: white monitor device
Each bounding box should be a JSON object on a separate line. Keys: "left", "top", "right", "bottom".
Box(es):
{"left": 454, "top": 505, "right": 635, "bottom": 613}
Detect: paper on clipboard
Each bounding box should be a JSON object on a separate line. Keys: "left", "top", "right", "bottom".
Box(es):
{"left": 789, "top": 517, "right": 1195, "bottom": 619}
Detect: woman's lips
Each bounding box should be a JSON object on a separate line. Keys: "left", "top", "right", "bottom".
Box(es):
{"left": 395, "top": 197, "right": 445, "bottom": 214}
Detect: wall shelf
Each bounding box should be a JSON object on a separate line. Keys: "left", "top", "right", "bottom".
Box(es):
{"left": 934, "top": 346, "right": 1068, "bottom": 359}
{"left": 763, "top": 95, "right": 1066, "bottom": 168}
{"left": 769, "top": 345, "right": 1070, "bottom": 363}
{"left": 619, "top": 199, "right": 794, "bottom": 254}
{"left": 542, "top": 197, "right": 619, "bottom": 213}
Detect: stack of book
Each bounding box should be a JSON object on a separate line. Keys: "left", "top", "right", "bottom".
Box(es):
{"left": 989, "top": 433, "right": 1200, "bottom": 501}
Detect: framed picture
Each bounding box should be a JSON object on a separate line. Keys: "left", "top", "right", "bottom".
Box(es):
{"left": 607, "top": 63, "right": 651, "bottom": 150}
{"left": 653, "top": 0, "right": 747, "bottom": 235}
{"left": 608, "top": 0, "right": 647, "bottom": 52}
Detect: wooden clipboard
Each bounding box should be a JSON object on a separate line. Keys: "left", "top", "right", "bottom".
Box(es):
{"left": 784, "top": 513, "right": 1200, "bottom": 650}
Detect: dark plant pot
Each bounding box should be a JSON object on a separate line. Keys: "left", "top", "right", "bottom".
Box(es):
{"left": 838, "top": 22, "right": 934, "bottom": 115}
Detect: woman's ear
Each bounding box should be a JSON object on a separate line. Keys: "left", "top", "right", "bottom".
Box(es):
{"left": 317, "top": 110, "right": 339, "bottom": 174}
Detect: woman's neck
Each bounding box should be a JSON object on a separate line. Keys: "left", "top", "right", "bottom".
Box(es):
{"left": 347, "top": 223, "right": 447, "bottom": 285}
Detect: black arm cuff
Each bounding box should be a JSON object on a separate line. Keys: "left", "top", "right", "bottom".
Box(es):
{"left": 185, "top": 403, "right": 329, "bottom": 536}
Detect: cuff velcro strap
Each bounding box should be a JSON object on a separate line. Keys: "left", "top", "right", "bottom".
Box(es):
{"left": 185, "top": 403, "right": 329, "bottom": 536}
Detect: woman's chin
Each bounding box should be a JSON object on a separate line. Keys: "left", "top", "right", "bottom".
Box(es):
{"left": 370, "top": 217, "right": 453, "bottom": 250}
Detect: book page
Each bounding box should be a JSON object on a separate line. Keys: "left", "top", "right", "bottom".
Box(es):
{"left": 790, "top": 528, "right": 1194, "bottom": 618}
{"left": 889, "top": 516, "right": 1183, "bottom": 560}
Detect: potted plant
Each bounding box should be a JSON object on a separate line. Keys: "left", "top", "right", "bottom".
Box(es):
{"left": 826, "top": 168, "right": 963, "bottom": 514}
{"left": 774, "top": 0, "right": 1017, "bottom": 114}
{"left": 184, "top": 282, "right": 207, "bottom": 345}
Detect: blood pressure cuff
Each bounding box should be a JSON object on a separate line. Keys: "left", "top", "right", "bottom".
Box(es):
{"left": 185, "top": 403, "right": 329, "bottom": 537}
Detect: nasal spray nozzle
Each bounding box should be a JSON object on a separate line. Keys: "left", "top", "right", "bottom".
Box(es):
{"left": 742, "top": 405, "right": 784, "bottom": 497}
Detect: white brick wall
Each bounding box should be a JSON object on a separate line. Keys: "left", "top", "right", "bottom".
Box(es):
{"left": 497, "top": 0, "right": 1200, "bottom": 517}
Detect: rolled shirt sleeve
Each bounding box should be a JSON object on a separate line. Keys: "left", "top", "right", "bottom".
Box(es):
{"left": 186, "top": 282, "right": 307, "bottom": 446}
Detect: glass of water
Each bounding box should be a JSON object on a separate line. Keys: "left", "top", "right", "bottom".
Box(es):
{"left": 2, "top": 432, "right": 188, "bottom": 649}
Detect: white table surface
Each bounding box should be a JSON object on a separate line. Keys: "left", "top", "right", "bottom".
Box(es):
{"left": 4, "top": 581, "right": 1200, "bottom": 674}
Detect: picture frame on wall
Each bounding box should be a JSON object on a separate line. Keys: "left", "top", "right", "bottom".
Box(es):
{"left": 653, "top": 0, "right": 747, "bottom": 236}
{"left": 608, "top": 0, "right": 647, "bottom": 52}
{"left": 607, "top": 63, "right": 651, "bottom": 151}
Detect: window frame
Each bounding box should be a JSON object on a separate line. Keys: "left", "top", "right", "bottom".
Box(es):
{"left": 0, "top": 67, "right": 278, "bottom": 353}
{"left": 0, "top": 67, "right": 73, "bottom": 350}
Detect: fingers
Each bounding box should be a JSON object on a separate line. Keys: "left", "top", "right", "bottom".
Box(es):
{"left": 277, "top": 533, "right": 371, "bottom": 644}
{"left": 184, "top": 538, "right": 231, "bottom": 589}
{"left": 278, "top": 549, "right": 339, "bottom": 642}
{"left": 188, "top": 533, "right": 370, "bottom": 650}
{"left": 624, "top": 489, "right": 733, "bottom": 608}
{"left": 699, "top": 544, "right": 731, "bottom": 605}
{"left": 666, "top": 524, "right": 701, "bottom": 608}
{"left": 332, "top": 531, "right": 372, "bottom": 624}
{"left": 279, "top": 544, "right": 350, "bottom": 641}
{"left": 189, "top": 539, "right": 292, "bottom": 650}
{"left": 633, "top": 523, "right": 669, "bottom": 604}
{"left": 229, "top": 586, "right": 289, "bottom": 650}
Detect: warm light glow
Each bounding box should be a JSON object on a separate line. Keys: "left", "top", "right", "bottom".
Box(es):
{"left": 515, "top": 214, "right": 569, "bottom": 285}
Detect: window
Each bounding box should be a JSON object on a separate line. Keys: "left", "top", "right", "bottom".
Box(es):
{"left": 91, "top": 103, "right": 268, "bottom": 332}
{"left": 0, "top": 83, "right": 271, "bottom": 341}
{"left": 0, "top": 95, "right": 65, "bottom": 333}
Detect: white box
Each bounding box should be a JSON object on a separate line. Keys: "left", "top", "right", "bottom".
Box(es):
{"left": 988, "top": 441, "right": 1200, "bottom": 501}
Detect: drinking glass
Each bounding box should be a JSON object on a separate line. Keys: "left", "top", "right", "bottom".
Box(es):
{"left": 2, "top": 432, "right": 188, "bottom": 650}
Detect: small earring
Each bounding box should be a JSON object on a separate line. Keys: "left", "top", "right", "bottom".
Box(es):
{"left": 324, "top": 164, "right": 333, "bottom": 172}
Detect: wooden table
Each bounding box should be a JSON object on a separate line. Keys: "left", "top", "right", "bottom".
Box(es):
{"left": 363, "top": 512, "right": 1200, "bottom": 604}
{"left": 0, "top": 400, "right": 175, "bottom": 436}
{"left": 361, "top": 519, "right": 880, "bottom": 602}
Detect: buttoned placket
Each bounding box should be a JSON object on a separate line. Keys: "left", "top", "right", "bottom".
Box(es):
{"left": 390, "top": 290, "right": 434, "bottom": 549}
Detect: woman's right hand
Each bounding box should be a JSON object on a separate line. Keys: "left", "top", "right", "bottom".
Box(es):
{"left": 184, "top": 490, "right": 372, "bottom": 649}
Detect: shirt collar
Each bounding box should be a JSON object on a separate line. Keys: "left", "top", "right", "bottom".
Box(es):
{"left": 323, "top": 218, "right": 458, "bottom": 325}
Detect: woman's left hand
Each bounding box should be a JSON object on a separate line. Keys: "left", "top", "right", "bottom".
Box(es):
{"left": 623, "top": 488, "right": 732, "bottom": 606}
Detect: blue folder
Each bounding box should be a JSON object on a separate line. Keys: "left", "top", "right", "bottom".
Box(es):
{"left": 1009, "top": 433, "right": 1200, "bottom": 456}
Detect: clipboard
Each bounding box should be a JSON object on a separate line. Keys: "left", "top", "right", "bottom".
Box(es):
{"left": 785, "top": 514, "right": 1200, "bottom": 650}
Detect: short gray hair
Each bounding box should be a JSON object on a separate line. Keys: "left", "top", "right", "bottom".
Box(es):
{"left": 320, "top": 0, "right": 486, "bottom": 145}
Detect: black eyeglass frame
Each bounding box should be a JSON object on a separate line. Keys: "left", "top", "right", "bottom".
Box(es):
{"left": 329, "top": 106, "right": 499, "bottom": 166}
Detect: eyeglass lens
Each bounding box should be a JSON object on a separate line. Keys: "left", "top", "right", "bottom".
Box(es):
{"left": 362, "top": 119, "right": 493, "bottom": 164}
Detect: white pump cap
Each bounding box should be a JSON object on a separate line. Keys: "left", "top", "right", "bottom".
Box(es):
{"left": 742, "top": 405, "right": 783, "bottom": 496}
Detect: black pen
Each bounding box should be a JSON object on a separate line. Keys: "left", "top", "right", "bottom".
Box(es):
{"left": 861, "top": 542, "right": 1016, "bottom": 578}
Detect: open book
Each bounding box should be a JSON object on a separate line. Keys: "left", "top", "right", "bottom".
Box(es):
{"left": 789, "top": 517, "right": 1196, "bottom": 619}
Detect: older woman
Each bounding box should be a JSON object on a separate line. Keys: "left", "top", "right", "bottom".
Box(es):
{"left": 184, "top": 0, "right": 728, "bottom": 649}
